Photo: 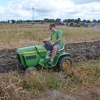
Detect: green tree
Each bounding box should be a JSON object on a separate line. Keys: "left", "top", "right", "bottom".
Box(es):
{"left": 78, "top": 18, "right": 81, "bottom": 23}
{"left": 12, "top": 19, "right": 15, "bottom": 24}
{"left": 93, "top": 19, "right": 97, "bottom": 22}
{"left": 98, "top": 20, "right": 100, "bottom": 23}
{"left": 74, "top": 19, "right": 78, "bottom": 23}
{"left": 87, "top": 20, "right": 91, "bottom": 23}
{"left": 83, "top": 19, "right": 87, "bottom": 22}
{"left": 56, "top": 18, "right": 61, "bottom": 22}
{"left": 44, "top": 18, "right": 49, "bottom": 22}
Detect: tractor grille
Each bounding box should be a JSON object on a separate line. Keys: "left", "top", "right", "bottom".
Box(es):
{"left": 25, "top": 55, "right": 36, "bottom": 60}
{"left": 17, "top": 54, "right": 21, "bottom": 63}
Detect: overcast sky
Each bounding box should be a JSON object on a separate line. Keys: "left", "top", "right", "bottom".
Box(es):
{"left": 0, "top": 0, "right": 100, "bottom": 21}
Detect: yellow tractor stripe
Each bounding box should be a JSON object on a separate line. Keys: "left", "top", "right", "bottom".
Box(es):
{"left": 19, "top": 50, "right": 47, "bottom": 54}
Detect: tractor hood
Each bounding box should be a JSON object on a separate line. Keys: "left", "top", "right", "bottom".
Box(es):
{"left": 17, "top": 45, "right": 47, "bottom": 54}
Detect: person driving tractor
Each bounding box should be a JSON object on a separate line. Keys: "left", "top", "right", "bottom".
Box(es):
{"left": 43, "top": 24, "right": 64, "bottom": 66}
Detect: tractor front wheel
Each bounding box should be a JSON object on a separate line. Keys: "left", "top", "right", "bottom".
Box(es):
{"left": 25, "top": 67, "right": 38, "bottom": 76}
{"left": 18, "top": 63, "right": 26, "bottom": 71}
{"left": 58, "top": 56, "right": 72, "bottom": 71}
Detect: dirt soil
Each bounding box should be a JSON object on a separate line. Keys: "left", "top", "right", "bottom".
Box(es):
{"left": 38, "top": 85, "right": 100, "bottom": 100}
{"left": 65, "top": 40, "right": 100, "bottom": 61}
{"left": 0, "top": 49, "right": 18, "bottom": 73}
{"left": 0, "top": 40, "right": 100, "bottom": 73}
{"left": 0, "top": 41, "right": 100, "bottom": 100}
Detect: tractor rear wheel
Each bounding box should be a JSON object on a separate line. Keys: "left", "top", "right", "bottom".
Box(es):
{"left": 58, "top": 56, "right": 72, "bottom": 71}
{"left": 25, "top": 67, "right": 38, "bottom": 76}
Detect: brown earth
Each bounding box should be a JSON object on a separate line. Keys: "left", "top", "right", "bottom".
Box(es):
{"left": 65, "top": 40, "right": 100, "bottom": 62}
{"left": 0, "top": 49, "right": 18, "bottom": 73}
{"left": 0, "top": 40, "right": 100, "bottom": 73}
{"left": 38, "top": 84, "right": 100, "bottom": 100}
{"left": 0, "top": 40, "right": 100, "bottom": 100}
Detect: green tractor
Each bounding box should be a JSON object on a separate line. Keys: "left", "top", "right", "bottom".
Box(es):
{"left": 16, "top": 41, "right": 72, "bottom": 74}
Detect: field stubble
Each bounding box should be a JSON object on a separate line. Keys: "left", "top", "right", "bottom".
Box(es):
{"left": 0, "top": 23, "right": 100, "bottom": 49}
{"left": 0, "top": 23, "right": 100, "bottom": 100}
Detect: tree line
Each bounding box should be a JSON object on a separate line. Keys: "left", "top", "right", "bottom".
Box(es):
{"left": 0, "top": 18, "right": 100, "bottom": 24}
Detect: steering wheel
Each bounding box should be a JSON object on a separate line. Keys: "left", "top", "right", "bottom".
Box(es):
{"left": 43, "top": 41, "right": 51, "bottom": 45}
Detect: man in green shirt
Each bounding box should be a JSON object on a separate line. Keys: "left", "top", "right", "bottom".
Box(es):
{"left": 43, "top": 24, "right": 64, "bottom": 66}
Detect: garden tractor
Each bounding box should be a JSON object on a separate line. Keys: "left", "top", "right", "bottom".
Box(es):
{"left": 16, "top": 41, "right": 72, "bottom": 75}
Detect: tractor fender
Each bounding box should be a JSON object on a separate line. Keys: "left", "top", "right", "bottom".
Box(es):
{"left": 53, "top": 52, "right": 71, "bottom": 66}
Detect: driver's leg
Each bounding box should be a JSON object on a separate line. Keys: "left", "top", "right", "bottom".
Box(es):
{"left": 51, "top": 46, "right": 57, "bottom": 61}
{"left": 48, "top": 46, "right": 57, "bottom": 66}
{"left": 51, "top": 45, "right": 61, "bottom": 60}
{"left": 48, "top": 45, "right": 61, "bottom": 66}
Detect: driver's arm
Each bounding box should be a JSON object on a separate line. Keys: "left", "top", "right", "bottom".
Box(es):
{"left": 53, "top": 37, "right": 62, "bottom": 45}
{"left": 53, "top": 30, "right": 63, "bottom": 45}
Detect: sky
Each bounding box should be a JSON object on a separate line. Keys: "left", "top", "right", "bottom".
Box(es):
{"left": 0, "top": 0, "right": 100, "bottom": 21}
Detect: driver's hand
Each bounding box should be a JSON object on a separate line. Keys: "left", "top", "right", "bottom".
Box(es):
{"left": 42, "top": 39, "right": 46, "bottom": 42}
{"left": 51, "top": 42, "right": 54, "bottom": 45}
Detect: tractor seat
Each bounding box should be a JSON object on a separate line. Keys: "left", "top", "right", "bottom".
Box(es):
{"left": 46, "top": 44, "right": 65, "bottom": 54}
{"left": 57, "top": 44, "right": 65, "bottom": 52}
